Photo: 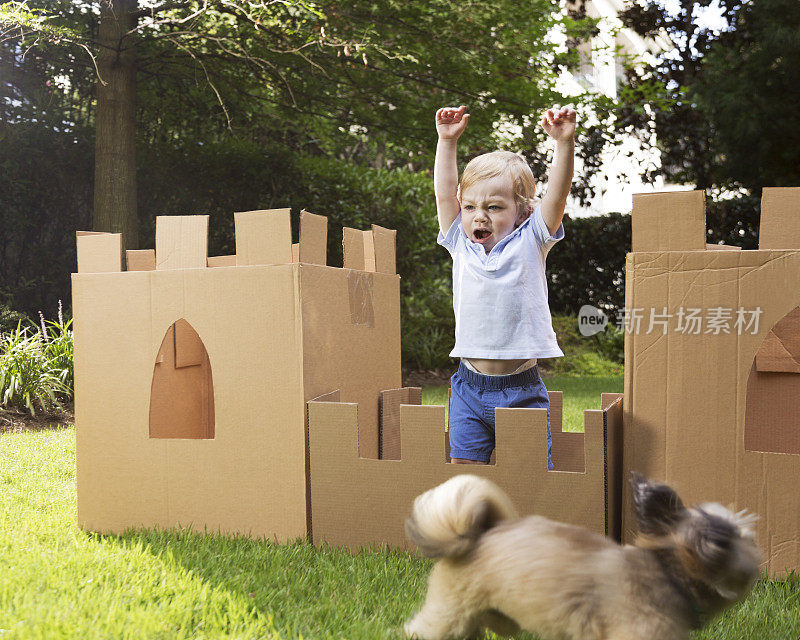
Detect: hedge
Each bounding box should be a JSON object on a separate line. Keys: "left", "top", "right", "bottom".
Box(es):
{"left": 0, "top": 128, "right": 765, "bottom": 369}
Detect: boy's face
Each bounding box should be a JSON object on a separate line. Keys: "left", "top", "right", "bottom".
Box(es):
{"left": 460, "top": 175, "right": 526, "bottom": 253}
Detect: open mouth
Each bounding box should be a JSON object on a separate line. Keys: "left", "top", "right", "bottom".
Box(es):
{"left": 473, "top": 229, "right": 491, "bottom": 243}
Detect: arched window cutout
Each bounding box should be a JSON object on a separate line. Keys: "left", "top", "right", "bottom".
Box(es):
{"left": 745, "top": 307, "right": 800, "bottom": 454}
{"left": 149, "top": 319, "right": 215, "bottom": 439}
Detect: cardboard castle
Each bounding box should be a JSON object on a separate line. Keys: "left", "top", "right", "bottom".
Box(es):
{"left": 73, "top": 209, "right": 621, "bottom": 547}
{"left": 73, "top": 188, "right": 800, "bottom": 578}
{"left": 623, "top": 187, "right": 800, "bottom": 578}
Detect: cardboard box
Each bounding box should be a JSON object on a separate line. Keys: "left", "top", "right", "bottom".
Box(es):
{"left": 308, "top": 392, "right": 623, "bottom": 550}
{"left": 72, "top": 210, "right": 401, "bottom": 540}
{"left": 74, "top": 207, "right": 625, "bottom": 551}
{"left": 623, "top": 187, "right": 800, "bottom": 578}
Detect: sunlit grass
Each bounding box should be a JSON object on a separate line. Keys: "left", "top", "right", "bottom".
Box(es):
{"left": 1, "top": 383, "right": 797, "bottom": 639}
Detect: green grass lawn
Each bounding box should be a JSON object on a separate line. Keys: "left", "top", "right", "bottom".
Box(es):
{"left": 1, "top": 376, "right": 798, "bottom": 639}
{"left": 422, "top": 375, "right": 624, "bottom": 433}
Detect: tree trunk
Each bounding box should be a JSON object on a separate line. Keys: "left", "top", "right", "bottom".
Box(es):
{"left": 93, "top": 0, "right": 139, "bottom": 250}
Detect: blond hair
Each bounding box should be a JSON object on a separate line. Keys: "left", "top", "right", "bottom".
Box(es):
{"left": 459, "top": 151, "right": 536, "bottom": 214}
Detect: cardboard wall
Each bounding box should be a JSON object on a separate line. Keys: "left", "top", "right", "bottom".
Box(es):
{"left": 74, "top": 265, "right": 309, "bottom": 538}
{"left": 308, "top": 393, "right": 623, "bottom": 551}
{"left": 73, "top": 209, "right": 402, "bottom": 540}
{"left": 300, "top": 266, "right": 401, "bottom": 459}
{"left": 623, "top": 187, "right": 800, "bottom": 578}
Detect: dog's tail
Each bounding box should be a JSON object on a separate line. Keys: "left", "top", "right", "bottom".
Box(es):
{"left": 405, "top": 474, "right": 518, "bottom": 559}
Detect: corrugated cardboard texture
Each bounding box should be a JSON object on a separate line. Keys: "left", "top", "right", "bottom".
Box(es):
{"left": 155, "top": 215, "right": 209, "bottom": 270}
{"left": 73, "top": 211, "right": 412, "bottom": 543}
{"left": 372, "top": 225, "right": 397, "bottom": 274}
{"left": 755, "top": 308, "right": 800, "bottom": 373}
{"left": 631, "top": 190, "right": 706, "bottom": 252}
{"left": 234, "top": 209, "right": 292, "bottom": 266}
{"left": 300, "top": 265, "right": 401, "bottom": 459}
{"left": 207, "top": 255, "right": 236, "bottom": 268}
{"left": 308, "top": 395, "right": 623, "bottom": 550}
{"left": 149, "top": 319, "right": 214, "bottom": 439}
{"left": 343, "top": 227, "right": 367, "bottom": 270}
{"left": 73, "top": 265, "right": 308, "bottom": 539}
{"left": 759, "top": 187, "right": 800, "bottom": 250}
{"left": 624, "top": 213, "right": 800, "bottom": 576}
{"left": 127, "top": 249, "right": 156, "bottom": 271}
{"left": 379, "top": 387, "right": 422, "bottom": 460}
{"left": 299, "top": 210, "right": 327, "bottom": 266}
{"left": 76, "top": 232, "right": 121, "bottom": 273}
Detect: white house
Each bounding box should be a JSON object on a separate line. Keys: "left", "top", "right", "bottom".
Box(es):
{"left": 558, "top": 0, "right": 678, "bottom": 217}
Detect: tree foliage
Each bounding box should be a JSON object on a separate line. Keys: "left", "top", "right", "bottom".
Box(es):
{"left": 691, "top": 0, "right": 800, "bottom": 190}
{"left": 1, "top": 0, "right": 618, "bottom": 168}
{"left": 618, "top": 0, "right": 800, "bottom": 192}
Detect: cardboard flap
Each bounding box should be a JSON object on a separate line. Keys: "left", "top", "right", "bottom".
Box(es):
{"left": 299, "top": 210, "right": 327, "bottom": 266}
{"left": 631, "top": 190, "right": 706, "bottom": 252}
{"left": 759, "top": 187, "right": 800, "bottom": 250}
{"left": 291, "top": 243, "right": 299, "bottom": 263}
{"left": 755, "top": 307, "right": 800, "bottom": 373}
{"left": 343, "top": 227, "right": 366, "bottom": 270}
{"left": 149, "top": 320, "right": 214, "bottom": 439}
{"left": 400, "top": 404, "right": 445, "bottom": 465}
{"left": 495, "top": 407, "right": 547, "bottom": 471}
{"left": 234, "top": 208, "right": 292, "bottom": 266}
{"left": 601, "top": 394, "right": 623, "bottom": 540}
{"left": 363, "top": 229, "right": 376, "bottom": 272}
{"left": 207, "top": 255, "right": 236, "bottom": 268}
{"left": 155, "top": 215, "right": 209, "bottom": 270}
{"left": 583, "top": 409, "right": 606, "bottom": 478}
{"left": 706, "top": 243, "right": 742, "bottom": 251}
{"left": 601, "top": 393, "right": 624, "bottom": 411}
{"left": 372, "top": 225, "right": 397, "bottom": 274}
{"left": 379, "top": 387, "right": 422, "bottom": 460}
{"left": 76, "top": 232, "right": 122, "bottom": 273}
{"left": 308, "top": 400, "right": 359, "bottom": 462}
{"left": 309, "top": 390, "right": 341, "bottom": 403}
{"left": 126, "top": 249, "right": 156, "bottom": 271}
{"left": 173, "top": 318, "right": 204, "bottom": 368}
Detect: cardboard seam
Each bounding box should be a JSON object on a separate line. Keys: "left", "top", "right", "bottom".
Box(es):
{"left": 603, "top": 408, "right": 609, "bottom": 537}
{"left": 378, "top": 394, "right": 384, "bottom": 459}
{"left": 295, "top": 264, "right": 313, "bottom": 541}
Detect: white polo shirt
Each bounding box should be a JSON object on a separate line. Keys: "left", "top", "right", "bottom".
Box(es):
{"left": 438, "top": 204, "right": 565, "bottom": 359}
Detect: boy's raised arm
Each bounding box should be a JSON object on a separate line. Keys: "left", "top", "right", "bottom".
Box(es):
{"left": 540, "top": 106, "right": 576, "bottom": 236}
{"left": 434, "top": 106, "right": 469, "bottom": 234}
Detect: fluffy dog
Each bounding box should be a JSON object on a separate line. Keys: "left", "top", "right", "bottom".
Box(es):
{"left": 404, "top": 473, "right": 760, "bottom": 640}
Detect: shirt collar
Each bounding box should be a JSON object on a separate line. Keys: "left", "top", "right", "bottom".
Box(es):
{"left": 460, "top": 215, "right": 533, "bottom": 258}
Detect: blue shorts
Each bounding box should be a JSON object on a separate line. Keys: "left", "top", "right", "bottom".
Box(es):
{"left": 449, "top": 361, "right": 552, "bottom": 468}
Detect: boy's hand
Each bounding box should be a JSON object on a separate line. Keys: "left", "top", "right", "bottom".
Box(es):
{"left": 541, "top": 106, "right": 576, "bottom": 142}
{"left": 436, "top": 106, "right": 470, "bottom": 140}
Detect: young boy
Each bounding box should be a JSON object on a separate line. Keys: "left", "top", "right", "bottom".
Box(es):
{"left": 435, "top": 104, "right": 575, "bottom": 466}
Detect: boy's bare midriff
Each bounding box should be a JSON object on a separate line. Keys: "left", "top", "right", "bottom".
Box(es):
{"left": 466, "top": 358, "right": 530, "bottom": 376}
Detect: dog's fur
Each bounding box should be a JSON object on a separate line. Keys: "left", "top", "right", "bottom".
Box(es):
{"left": 404, "top": 474, "right": 760, "bottom": 640}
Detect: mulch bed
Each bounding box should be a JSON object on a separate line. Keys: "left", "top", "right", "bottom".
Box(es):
{"left": 0, "top": 402, "right": 74, "bottom": 434}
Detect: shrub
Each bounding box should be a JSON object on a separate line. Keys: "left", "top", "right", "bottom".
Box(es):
{"left": 0, "top": 303, "right": 73, "bottom": 416}
{"left": 0, "top": 322, "right": 71, "bottom": 416}
{"left": 592, "top": 323, "right": 625, "bottom": 364}
{"left": 37, "top": 302, "right": 74, "bottom": 393}
{"left": 548, "top": 351, "right": 623, "bottom": 377}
